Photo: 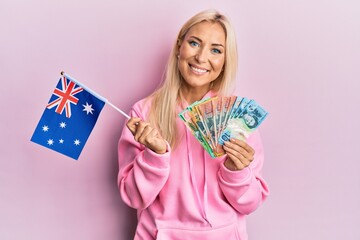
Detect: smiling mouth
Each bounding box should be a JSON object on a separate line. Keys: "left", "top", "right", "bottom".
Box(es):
{"left": 189, "top": 64, "right": 209, "bottom": 74}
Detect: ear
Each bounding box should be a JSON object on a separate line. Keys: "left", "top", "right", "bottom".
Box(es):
{"left": 176, "top": 38, "right": 183, "bottom": 53}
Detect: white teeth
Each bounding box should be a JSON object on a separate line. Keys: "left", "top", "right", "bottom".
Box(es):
{"left": 191, "top": 65, "right": 208, "bottom": 73}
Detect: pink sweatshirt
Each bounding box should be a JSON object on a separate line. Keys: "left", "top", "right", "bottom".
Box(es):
{"left": 117, "top": 91, "right": 269, "bottom": 240}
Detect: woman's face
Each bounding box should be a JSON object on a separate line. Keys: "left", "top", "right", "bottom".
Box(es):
{"left": 244, "top": 114, "right": 256, "bottom": 128}
{"left": 178, "top": 21, "right": 226, "bottom": 92}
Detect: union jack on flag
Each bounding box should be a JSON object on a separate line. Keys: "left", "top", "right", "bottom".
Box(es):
{"left": 46, "top": 76, "right": 84, "bottom": 118}
{"left": 31, "top": 74, "right": 106, "bottom": 160}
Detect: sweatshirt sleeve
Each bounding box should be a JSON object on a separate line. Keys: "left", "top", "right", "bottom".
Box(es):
{"left": 217, "top": 130, "right": 270, "bottom": 215}
{"left": 117, "top": 105, "right": 171, "bottom": 210}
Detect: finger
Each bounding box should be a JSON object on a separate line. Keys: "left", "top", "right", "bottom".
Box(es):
{"left": 239, "top": 154, "right": 251, "bottom": 167}
{"left": 224, "top": 141, "right": 248, "bottom": 156}
{"left": 229, "top": 151, "right": 251, "bottom": 169}
{"left": 145, "top": 128, "right": 159, "bottom": 142}
{"left": 236, "top": 146, "right": 254, "bottom": 163}
{"left": 138, "top": 125, "right": 153, "bottom": 144}
{"left": 226, "top": 151, "right": 246, "bottom": 170}
{"left": 227, "top": 139, "right": 255, "bottom": 162}
{"left": 134, "top": 121, "right": 150, "bottom": 142}
{"left": 142, "top": 128, "right": 163, "bottom": 146}
{"left": 126, "top": 118, "right": 141, "bottom": 135}
{"left": 230, "top": 138, "right": 255, "bottom": 155}
{"left": 141, "top": 128, "right": 167, "bottom": 154}
{"left": 224, "top": 144, "right": 251, "bottom": 166}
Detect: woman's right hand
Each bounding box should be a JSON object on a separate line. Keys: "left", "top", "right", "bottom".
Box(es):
{"left": 126, "top": 117, "right": 167, "bottom": 154}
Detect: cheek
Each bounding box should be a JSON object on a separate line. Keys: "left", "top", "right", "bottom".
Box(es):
{"left": 212, "top": 58, "right": 225, "bottom": 71}
{"left": 179, "top": 44, "right": 192, "bottom": 58}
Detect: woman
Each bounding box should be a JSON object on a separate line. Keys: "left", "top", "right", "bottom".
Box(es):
{"left": 118, "top": 9, "right": 269, "bottom": 240}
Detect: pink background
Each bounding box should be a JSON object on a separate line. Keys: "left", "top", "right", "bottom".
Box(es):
{"left": 1, "top": 0, "right": 359, "bottom": 239}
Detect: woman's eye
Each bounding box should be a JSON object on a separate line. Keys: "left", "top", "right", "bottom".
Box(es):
{"left": 189, "top": 41, "right": 199, "bottom": 47}
{"left": 212, "top": 48, "right": 222, "bottom": 54}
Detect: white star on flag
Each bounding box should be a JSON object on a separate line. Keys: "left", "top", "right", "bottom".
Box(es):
{"left": 82, "top": 102, "right": 94, "bottom": 115}
{"left": 47, "top": 139, "right": 54, "bottom": 145}
{"left": 42, "top": 125, "right": 49, "bottom": 132}
{"left": 60, "top": 122, "right": 67, "bottom": 128}
{"left": 74, "top": 139, "right": 81, "bottom": 146}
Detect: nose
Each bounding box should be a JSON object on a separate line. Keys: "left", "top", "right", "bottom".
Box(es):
{"left": 195, "top": 48, "right": 208, "bottom": 63}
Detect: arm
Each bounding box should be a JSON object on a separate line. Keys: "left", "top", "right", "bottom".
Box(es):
{"left": 218, "top": 130, "right": 270, "bottom": 215}
{"left": 117, "top": 108, "right": 171, "bottom": 210}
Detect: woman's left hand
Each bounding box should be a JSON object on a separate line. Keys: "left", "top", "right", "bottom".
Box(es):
{"left": 223, "top": 138, "right": 255, "bottom": 171}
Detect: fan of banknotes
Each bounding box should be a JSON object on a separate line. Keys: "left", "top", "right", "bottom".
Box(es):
{"left": 178, "top": 96, "right": 268, "bottom": 158}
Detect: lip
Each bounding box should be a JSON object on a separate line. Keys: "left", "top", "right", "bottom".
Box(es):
{"left": 189, "top": 63, "right": 209, "bottom": 75}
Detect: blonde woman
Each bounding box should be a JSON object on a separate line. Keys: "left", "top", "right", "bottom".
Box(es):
{"left": 118, "top": 9, "right": 269, "bottom": 240}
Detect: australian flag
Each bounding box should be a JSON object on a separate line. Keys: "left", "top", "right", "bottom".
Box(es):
{"left": 31, "top": 75, "right": 106, "bottom": 160}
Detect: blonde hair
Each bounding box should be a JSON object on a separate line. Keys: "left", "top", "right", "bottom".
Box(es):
{"left": 147, "top": 9, "right": 238, "bottom": 147}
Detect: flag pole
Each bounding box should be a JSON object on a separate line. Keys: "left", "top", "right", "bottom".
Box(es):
{"left": 61, "top": 71, "right": 131, "bottom": 119}
{"left": 106, "top": 101, "right": 131, "bottom": 119}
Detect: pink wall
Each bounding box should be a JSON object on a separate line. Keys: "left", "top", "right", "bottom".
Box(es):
{"left": 1, "top": 0, "right": 359, "bottom": 239}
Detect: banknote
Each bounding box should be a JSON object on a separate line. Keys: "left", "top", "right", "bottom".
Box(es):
{"left": 233, "top": 97, "right": 251, "bottom": 118}
{"left": 219, "top": 97, "right": 229, "bottom": 132}
{"left": 189, "top": 99, "right": 215, "bottom": 150}
{"left": 218, "top": 100, "right": 268, "bottom": 145}
{"left": 221, "top": 96, "right": 237, "bottom": 132}
{"left": 178, "top": 108, "right": 215, "bottom": 158}
{"left": 179, "top": 96, "right": 268, "bottom": 158}
{"left": 181, "top": 97, "right": 217, "bottom": 157}
{"left": 212, "top": 97, "right": 221, "bottom": 141}
{"left": 195, "top": 98, "right": 217, "bottom": 150}
{"left": 228, "top": 96, "right": 244, "bottom": 118}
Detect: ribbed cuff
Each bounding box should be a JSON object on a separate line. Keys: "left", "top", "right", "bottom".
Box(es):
{"left": 142, "top": 142, "right": 171, "bottom": 169}
{"left": 220, "top": 162, "right": 252, "bottom": 184}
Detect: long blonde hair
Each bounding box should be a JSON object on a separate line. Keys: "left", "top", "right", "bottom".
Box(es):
{"left": 147, "top": 9, "right": 238, "bottom": 147}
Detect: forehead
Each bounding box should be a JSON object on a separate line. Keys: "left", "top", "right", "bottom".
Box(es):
{"left": 185, "top": 21, "right": 226, "bottom": 44}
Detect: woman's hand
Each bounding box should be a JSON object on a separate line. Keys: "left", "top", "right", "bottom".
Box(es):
{"left": 126, "top": 117, "right": 167, "bottom": 154}
{"left": 223, "top": 138, "right": 255, "bottom": 171}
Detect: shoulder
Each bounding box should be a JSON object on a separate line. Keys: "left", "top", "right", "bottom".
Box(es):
{"left": 130, "top": 96, "right": 154, "bottom": 119}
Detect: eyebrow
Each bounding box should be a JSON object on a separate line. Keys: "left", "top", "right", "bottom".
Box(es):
{"left": 189, "top": 36, "right": 225, "bottom": 48}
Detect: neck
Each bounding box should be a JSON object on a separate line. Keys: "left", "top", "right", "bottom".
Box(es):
{"left": 180, "top": 84, "right": 211, "bottom": 105}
